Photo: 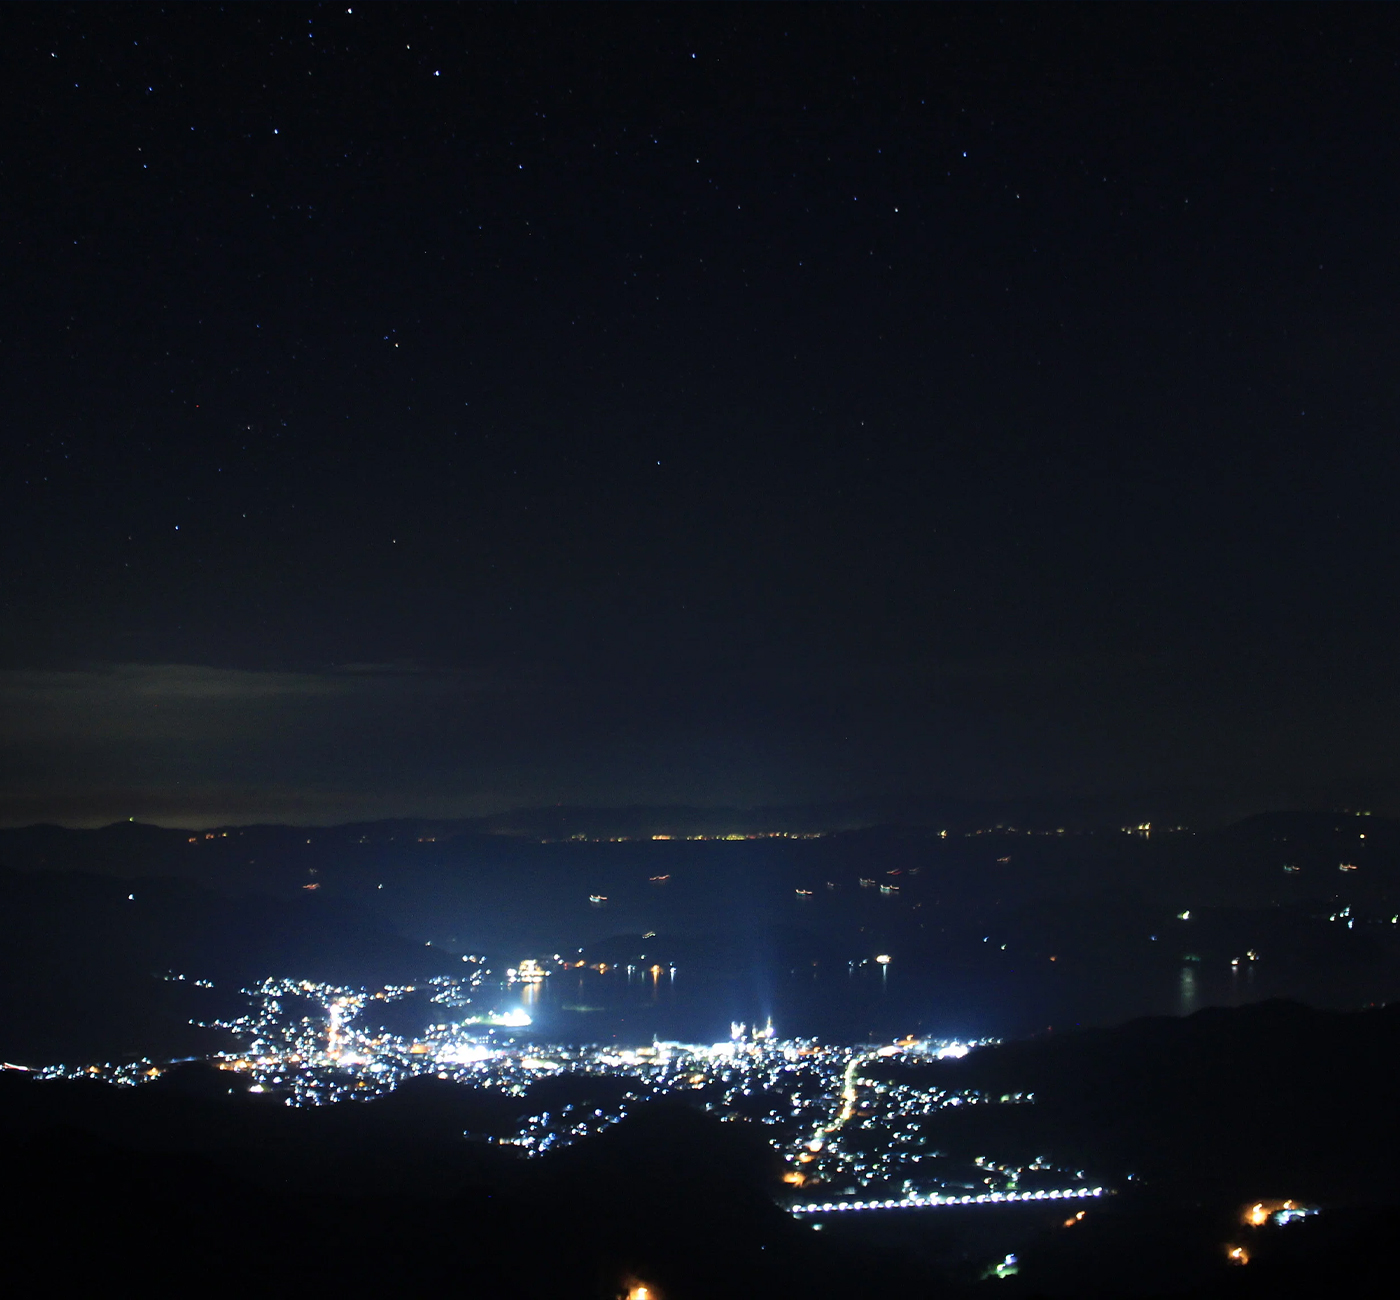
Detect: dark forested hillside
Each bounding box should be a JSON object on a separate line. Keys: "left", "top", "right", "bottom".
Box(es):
{"left": 1, "top": 1000, "right": 1393, "bottom": 1297}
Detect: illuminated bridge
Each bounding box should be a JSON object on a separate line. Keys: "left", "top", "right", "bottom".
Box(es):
{"left": 790, "top": 1186, "right": 1105, "bottom": 1215}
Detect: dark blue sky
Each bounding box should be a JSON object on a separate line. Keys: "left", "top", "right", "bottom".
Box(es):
{"left": 5, "top": 4, "right": 1400, "bottom": 825}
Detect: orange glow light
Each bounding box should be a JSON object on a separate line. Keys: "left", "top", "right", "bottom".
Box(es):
{"left": 1241, "top": 1199, "right": 1300, "bottom": 1227}
{"left": 1226, "top": 1245, "right": 1250, "bottom": 1266}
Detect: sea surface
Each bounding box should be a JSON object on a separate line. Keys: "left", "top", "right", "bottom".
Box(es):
{"left": 458, "top": 949, "right": 1385, "bottom": 1048}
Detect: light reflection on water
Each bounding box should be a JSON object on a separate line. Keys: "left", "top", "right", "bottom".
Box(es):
{"left": 471, "top": 950, "right": 1386, "bottom": 1048}
{"left": 1179, "top": 965, "right": 1198, "bottom": 1016}
{"left": 480, "top": 960, "right": 1202, "bottom": 1045}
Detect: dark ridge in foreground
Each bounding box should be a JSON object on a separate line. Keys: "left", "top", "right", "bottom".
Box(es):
{"left": 874, "top": 998, "right": 1400, "bottom": 1204}
{"left": 1, "top": 999, "right": 1394, "bottom": 1297}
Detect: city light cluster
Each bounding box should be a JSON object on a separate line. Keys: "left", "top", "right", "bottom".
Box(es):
{"left": 36, "top": 970, "right": 1100, "bottom": 1211}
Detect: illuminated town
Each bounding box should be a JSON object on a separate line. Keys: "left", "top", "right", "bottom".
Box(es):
{"left": 35, "top": 958, "right": 1104, "bottom": 1214}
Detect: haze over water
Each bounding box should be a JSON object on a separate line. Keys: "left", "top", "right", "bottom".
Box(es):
{"left": 470, "top": 945, "right": 1371, "bottom": 1048}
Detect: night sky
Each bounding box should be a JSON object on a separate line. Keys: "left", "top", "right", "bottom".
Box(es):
{"left": 5, "top": 3, "right": 1400, "bottom": 827}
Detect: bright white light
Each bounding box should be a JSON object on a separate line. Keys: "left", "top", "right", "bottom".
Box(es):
{"left": 936, "top": 1043, "right": 969, "bottom": 1059}
{"left": 439, "top": 1043, "right": 494, "bottom": 1064}
{"left": 789, "top": 1187, "right": 1101, "bottom": 1217}
{"left": 475, "top": 1008, "right": 532, "bottom": 1027}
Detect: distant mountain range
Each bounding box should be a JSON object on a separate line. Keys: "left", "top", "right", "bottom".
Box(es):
{"left": 3, "top": 807, "right": 1399, "bottom": 910}
{"left": 0, "top": 787, "right": 1348, "bottom": 843}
